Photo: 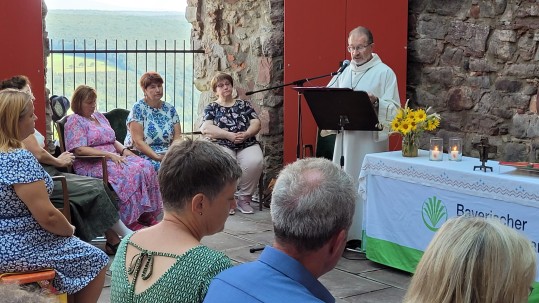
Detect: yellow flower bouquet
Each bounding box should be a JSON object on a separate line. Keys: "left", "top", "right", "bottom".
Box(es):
{"left": 390, "top": 100, "right": 441, "bottom": 157}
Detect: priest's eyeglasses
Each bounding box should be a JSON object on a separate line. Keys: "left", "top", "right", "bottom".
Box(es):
{"left": 347, "top": 43, "right": 372, "bottom": 52}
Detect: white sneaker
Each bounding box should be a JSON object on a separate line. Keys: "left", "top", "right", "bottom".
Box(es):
{"left": 252, "top": 190, "right": 260, "bottom": 202}
{"left": 237, "top": 196, "right": 254, "bottom": 214}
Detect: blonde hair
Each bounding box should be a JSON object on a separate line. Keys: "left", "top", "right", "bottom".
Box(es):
{"left": 404, "top": 216, "right": 536, "bottom": 303}
{"left": 71, "top": 85, "right": 97, "bottom": 115}
{"left": 0, "top": 89, "right": 33, "bottom": 151}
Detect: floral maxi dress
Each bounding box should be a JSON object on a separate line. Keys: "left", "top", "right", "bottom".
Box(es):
{"left": 65, "top": 112, "right": 163, "bottom": 226}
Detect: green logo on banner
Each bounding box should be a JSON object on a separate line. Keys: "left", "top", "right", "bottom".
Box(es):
{"left": 422, "top": 196, "right": 447, "bottom": 232}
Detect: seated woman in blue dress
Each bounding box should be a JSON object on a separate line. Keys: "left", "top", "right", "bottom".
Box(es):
{"left": 124, "top": 71, "right": 182, "bottom": 171}
{"left": 0, "top": 89, "right": 108, "bottom": 302}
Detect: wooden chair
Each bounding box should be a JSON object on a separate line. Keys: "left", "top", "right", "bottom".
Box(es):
{"left": 51, "top": 176, "right": 71, "bottom": 223}
{"left": 302, "top": 128, "right": 336, "bottom": 160}
{"left": 256, "top": 141, "right": 266, "bottom": 211}
{"left": 103, "top": 108, "right": 142, "bottom": 157}
{"left": 0, "top": 181, "right": 71, "bottom": 303}
{"left": 0, "top": 270, "right": 68, "bottom": 302}
{"left": 54, "top": 116, "right": 109, "bottom": 185}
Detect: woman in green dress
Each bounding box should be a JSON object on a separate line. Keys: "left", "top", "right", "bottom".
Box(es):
{"left": 110, "top": 139, "right": 241, "bottom": 302}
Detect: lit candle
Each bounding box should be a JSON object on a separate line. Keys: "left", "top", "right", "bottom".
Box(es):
{"left": 430, "top": 146, "right": 440, "bottom": 160}
{"left": 450, "top": 146, "right": 459, "bottom": 160}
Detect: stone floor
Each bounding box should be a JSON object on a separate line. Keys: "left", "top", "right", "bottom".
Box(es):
{"left": 97, "top": 206, "right": 411, "bottom": 302}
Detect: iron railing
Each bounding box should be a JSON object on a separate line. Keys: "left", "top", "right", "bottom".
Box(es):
{"left": 47, "top": 39, "right": 204, "bottom": 133}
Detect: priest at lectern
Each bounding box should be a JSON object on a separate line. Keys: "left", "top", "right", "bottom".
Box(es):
{"left": 325, "top": 26, "right": 400, "bottom": 245}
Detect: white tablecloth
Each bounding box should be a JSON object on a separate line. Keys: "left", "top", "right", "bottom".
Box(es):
{"left": 358, "top": 150, "right": 539, "bottom": 279}
{"left": 359, "top": 150, "right": 539, "bottom": 207}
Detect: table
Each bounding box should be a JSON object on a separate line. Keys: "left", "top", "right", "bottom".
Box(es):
{"left": 358, "top": 150, "right": 539, "bottom": 279}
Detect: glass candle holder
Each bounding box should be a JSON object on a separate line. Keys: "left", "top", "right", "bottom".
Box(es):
{"left": 448, "top": 137, "right": 463, "bottom": 161}
{"left": 429, "top": 137, "right": 443, "bottom": 161}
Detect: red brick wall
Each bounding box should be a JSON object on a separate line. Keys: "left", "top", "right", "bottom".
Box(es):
{"left": 0, "top": 0, "right": 46, "bottom": 135}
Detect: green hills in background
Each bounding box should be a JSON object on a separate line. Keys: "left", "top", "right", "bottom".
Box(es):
{"left": 45, "top": 10, "right": 201, "bottom": 132}
{"left": 46, "top": 10, "right": 191, "bottom": 43}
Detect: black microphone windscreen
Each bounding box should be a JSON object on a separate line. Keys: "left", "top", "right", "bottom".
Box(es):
{"left": 336, "top": 60, "right": 350, "bottom": 74}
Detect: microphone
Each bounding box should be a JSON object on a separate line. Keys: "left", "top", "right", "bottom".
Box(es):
{"left": 332, "top": 60, "right": 350, "bottom": 76}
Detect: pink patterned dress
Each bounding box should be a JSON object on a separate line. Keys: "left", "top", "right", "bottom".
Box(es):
{"left": 65, "top": 112, "right": 163, "bottom": 227}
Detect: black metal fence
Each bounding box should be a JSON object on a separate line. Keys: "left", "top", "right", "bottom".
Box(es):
{"left": 47, "top": 39, "right": 204, "bottom": 133}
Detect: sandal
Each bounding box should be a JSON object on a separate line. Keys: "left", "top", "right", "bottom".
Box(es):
{"left": 105, "top": 242, "right": 120, "bottom": 256}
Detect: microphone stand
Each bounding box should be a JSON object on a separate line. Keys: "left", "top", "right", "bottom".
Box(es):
{"left": 246, "top": 72, "right": 337, "bottom": 160}
{"left": 338, "top": 115, "right": 349, "bottom": 169}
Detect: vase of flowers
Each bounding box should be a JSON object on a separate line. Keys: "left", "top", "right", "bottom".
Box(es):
{"left": 391, "top": 100, "right": 441, "bottom": 157}
{"left": 401, "top": 133, "right": 419, "bottom": 157}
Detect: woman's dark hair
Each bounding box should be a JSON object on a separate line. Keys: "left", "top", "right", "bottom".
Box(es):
{"left": 0, "top": 75, "right": 30, "bottom": 90}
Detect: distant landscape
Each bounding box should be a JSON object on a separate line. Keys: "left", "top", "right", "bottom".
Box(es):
{"left": 45, "top": 10, "right": 201, "bottom": 132}
{"left": 46, "top": 10, "right": 191, "bottom": 43}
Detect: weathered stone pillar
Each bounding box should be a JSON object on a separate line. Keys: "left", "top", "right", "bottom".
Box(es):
{"left": 186, "top": 0, "right": 284, "bottom": 178}
{"left": 42, "top": 0, "right": 55, "bottom": 152}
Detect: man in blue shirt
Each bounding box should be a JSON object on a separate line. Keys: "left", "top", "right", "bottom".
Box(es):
{"left": 203, "top": 158, "right": 357, "bottom": 303}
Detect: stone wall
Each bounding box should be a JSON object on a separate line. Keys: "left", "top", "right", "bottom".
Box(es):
{"left": 188, "top": 0, "right": 539, "bottom": 169}
{"left": 40, "top": 1, "right": 539, "bottom": 168}
{"left": 186, "top": 0, "right": 284, "bottom": 178}
{"left": 408, "top": 0, "right": 539, "bottom": 162}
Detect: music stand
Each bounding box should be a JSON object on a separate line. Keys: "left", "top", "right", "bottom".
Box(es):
{"left": 294, "top": 87, "right": 382, "bottom": 168}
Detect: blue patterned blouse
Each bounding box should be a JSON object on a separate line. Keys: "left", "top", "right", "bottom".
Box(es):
{"left": 125, "top": 99, "right": 180, "bottom": 170}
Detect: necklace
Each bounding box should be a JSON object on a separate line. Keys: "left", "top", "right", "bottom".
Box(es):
{"left": 84, "top": 114, "right": 98, "bottom": 124}
{"left": 351, "top": 66, "right": 373, "bottom": 91}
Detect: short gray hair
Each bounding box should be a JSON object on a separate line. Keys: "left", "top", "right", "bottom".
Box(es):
{"left": 158, "top": 139, "right": 242, "bottom": 211}
{"left": 349, "top": 26, "right": 374, "bottom": 44}
{"left": 270, "top": 158, "right": 357, "bottom": 251}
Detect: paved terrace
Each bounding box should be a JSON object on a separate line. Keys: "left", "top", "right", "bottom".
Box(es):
{"left": 98, "top": 207, "right": 411, "bottom": 302}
